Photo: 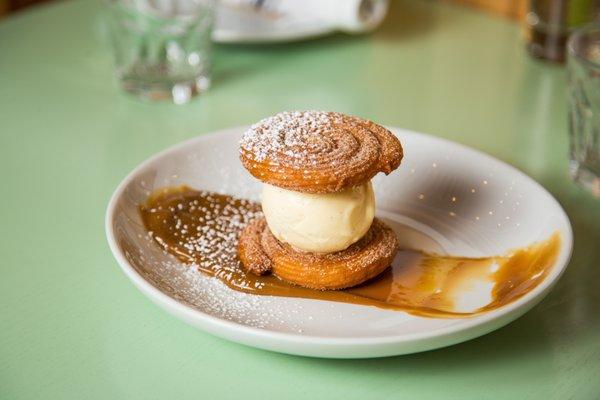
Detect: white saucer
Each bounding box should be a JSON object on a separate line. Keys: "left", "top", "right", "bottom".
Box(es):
{"left": 106, "top": 126, "right": 573, "bottom": 358}
{"left": 213, "top": 4, "right": 335, "bottom": 43}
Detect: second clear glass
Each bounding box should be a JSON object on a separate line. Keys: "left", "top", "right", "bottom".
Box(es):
{"left": 567, "top": 23, "right": 600, "bottom": 197}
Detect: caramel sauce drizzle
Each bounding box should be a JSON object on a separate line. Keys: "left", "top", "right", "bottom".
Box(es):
{"left": 140, "top": 186, "right": 561, "bottom": 318}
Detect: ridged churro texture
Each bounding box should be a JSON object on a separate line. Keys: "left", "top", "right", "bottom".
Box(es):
{"left": 239, "top": 111, "right": 403, "bottom": 194}
{"left": 238, "top": 218, "right": 399, "bottom": 290}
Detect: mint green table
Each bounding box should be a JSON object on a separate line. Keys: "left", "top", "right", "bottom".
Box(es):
{"left": 1, "top": 0, "right": 599, "bottom": 398}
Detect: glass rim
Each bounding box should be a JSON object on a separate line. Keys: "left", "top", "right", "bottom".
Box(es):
{"left": 567, "top": 23, "right": 600, "bottom": 69}
{"left": 104, "top": 0, "right": 215, "bottom": 23}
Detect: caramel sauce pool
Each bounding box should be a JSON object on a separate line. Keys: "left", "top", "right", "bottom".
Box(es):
{"left": 140, "top": 186, "right": 561, "bottom": 318}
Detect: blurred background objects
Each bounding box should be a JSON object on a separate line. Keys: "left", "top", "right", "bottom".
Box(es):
{"left": 525, "top": 0, "right": 600, "bottom": 62}
{"left": 441, "top": 0, "right": 528, "bottom": 19}
{"left": 3, "top": 0, "right": 598, "bottom": 64}
{"left": 0, "top": 0, "right": 531, "bottom": 19}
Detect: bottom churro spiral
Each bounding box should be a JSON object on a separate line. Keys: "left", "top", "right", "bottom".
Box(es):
{"left": 238, "top": 218, "right": 399, "bottom": 290}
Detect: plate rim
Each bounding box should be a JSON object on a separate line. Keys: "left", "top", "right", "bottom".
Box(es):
{"left": 212, "top": 23, "right": 335, "bottom": 44}
{"left": 212, "top": 5, "right": 336, "bottom": 43}
{"left": 105, "top": 126, "right": 574, "bottom": 353}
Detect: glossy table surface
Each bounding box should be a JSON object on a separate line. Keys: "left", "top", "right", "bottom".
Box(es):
{"left": 1, "top": 0, "right": 599, "bottom": 398}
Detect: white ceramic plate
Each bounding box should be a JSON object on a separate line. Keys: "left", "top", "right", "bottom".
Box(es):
{"left": 106, "top": 126, "right": 573, "bottom": 358}
{"left": 213, "top": 3, "right": 335, "bottom": 43}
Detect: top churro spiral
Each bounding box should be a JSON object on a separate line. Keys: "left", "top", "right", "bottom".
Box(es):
{"left": 239, "top": 111, "right": 403, "bottom": 193}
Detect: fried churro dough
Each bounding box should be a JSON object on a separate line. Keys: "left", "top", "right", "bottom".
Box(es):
{"left": 238, "top": 218, "right": 399, "bottom": 290}
{"left": 239, "top": 111, "right": 403, "bottom": 194}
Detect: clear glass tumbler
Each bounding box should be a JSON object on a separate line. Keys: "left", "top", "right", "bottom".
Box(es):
{"left": 568, "top": 23, "right": 600, "bottom": 197}
{"left": 106, "top": 0, "right": 214, "bottom": 104}
{"left": 526, "top": 0, "right": 599, "bottom": 63}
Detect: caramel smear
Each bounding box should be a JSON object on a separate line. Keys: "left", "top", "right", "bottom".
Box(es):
{"left": 140, "top": 186, "right": 561, "bottom": 318}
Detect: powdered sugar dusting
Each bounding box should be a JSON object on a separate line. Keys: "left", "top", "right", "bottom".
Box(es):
{"left": 121, "top": 187, "right": 311, "bottom": 330}
{"left": 140, "top": 187, "right": 263, "bottom": 290}
{"left": 240, "top": 110, "right": 337, "bottom": 162}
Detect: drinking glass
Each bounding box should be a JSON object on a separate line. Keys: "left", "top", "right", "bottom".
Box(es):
{"left": 526, "top": 0, "right": 599, "bottom": 63}
{"left": 106, "top": 0, "right": 214, "bottom": 104}
{"left": 567, "top": 23, "right": 600, "bottom": 196}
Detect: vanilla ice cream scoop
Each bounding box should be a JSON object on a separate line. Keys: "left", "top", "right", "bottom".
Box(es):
{"left": 261, "top": 182, "right": 375, "bottom": 253}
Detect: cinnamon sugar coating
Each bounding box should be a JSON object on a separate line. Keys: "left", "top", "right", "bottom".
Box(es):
{"left": 239, "top": 111, "right": 403, "bottom": 194}
{"left": 238, "top": 218, "right": 399, "bottom": 290}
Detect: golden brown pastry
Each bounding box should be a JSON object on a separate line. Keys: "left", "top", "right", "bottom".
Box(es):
{"left": 238, "top": 218, "right": 399, "bottom": 290}
{"left": 239, "top": 111, "right": 403, "bottom": 194}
